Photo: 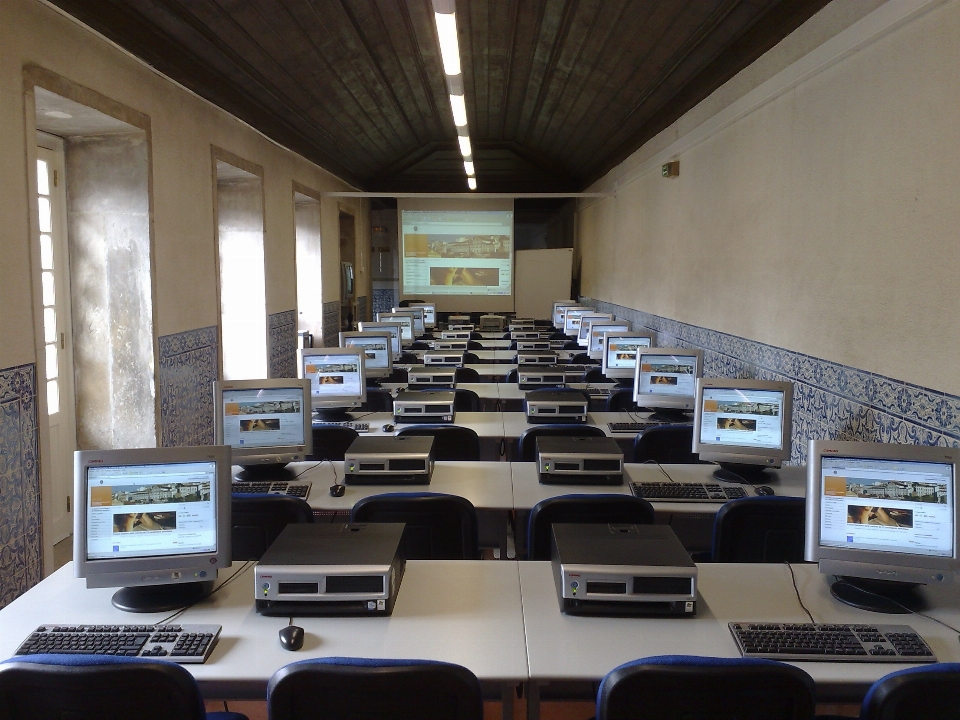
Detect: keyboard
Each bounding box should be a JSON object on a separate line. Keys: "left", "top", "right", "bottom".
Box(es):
{"left": 232, "top": 481, "right": 311, "bottom": 498}
{"left": 609, "top": 421, "right": 661, "bottom": 433}
{"left": 729, "top": 623, "right": 936, "bottom": 662}
{"left": 631, "top": 480, "right": 748, "bottom": 502}
{"left": 315, "top": 421, "right": 369, "bottom": 432}
{"left": 15, "top": 624, "right": 221, "bottom": 664}
{"left": 562, "top": 365, "right": 588, "bottom": 373}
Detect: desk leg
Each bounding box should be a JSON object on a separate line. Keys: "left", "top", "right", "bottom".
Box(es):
{"left": 501, "top": 683, "right": 515, "bottom": 720}
{"left": 526, "top": 681, "right": 540, "bottom": 720}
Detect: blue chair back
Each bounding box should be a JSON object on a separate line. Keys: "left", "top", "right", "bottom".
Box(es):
{"left": 859, "top": 663, "right": 960, "bottom": 719}
{"left": 309, "top": 425, "right": 359, "bottom": 461}
{"left": 711, "top": 496, "right": 806, "bottom": 562}
{"left": 517, "top": 422, "right": 605, "bottom": 462}
{"left": 633, "top": 425, "right": 697, "bottom": 463}
{"left": 231, "top": 494, "right": 314, "bottom": 560}
{"left": 397, "top": 424, "right": 480, "bottom": 461}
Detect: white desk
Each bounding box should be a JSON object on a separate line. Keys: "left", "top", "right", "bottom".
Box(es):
{"left": 519, "top": 561, "right": 960, "bottom": 716}
{"left": 0, "top": 561, "right": 527, "bottom": 713}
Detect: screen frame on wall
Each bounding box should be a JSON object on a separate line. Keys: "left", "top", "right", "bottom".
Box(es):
{"left": 397, "top": 198, "right": 515, "bottom": 313}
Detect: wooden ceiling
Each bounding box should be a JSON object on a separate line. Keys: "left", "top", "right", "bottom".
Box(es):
{"left": 50, "top": 0, "right": 831, "bottom": 192}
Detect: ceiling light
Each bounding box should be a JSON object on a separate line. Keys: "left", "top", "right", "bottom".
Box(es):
{"left": 458, "top": 135, "right": 471, "bottom": 157}
{"left": 467, "top": 177, "right": 477, "bottom": 190}
{"left": 449, "top": 95, "right": 467, "bottom": 127}
{"left": 464, "top": 161, "right": 475, "bottom": 175}
{"left": 434, "top": 12, "right": 461, "bottom": 76}
{"left": 44, "top": 110, "right": 72, "bottom": 119}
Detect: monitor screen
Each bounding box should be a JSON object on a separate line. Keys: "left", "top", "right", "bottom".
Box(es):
{"left": 408, "top": 302, "right": 436, "bottom": 327}
{"left": 563, "top": 307, "right": 590, "bottom": 336}
{"left": 633, "top": 349, "right": 702, "bottom": 410}
{"left": 214, "top": 379, "right": 311, "bottom": 468}
{"left": 358, "top": 322, "right": 402, "bottom": 359}
{"left": 298, "top": 347, "right": 367, "bottom": 412}
{"left": 552, "top": 301, "right": 577, "bottom": 327}
{"left": 73, "top": 444, "right": 232, "bottom": 612}
{"left": 341, "top": 331, "right": 393, "bottom": 378}
{"left": 577, "top": 313, "right": 612, "bottom": 346}
{"left": 805, "top": 440, "right": 960, "bottom": 609}
{"left": 601, "top": 332, "right": 654, "bottom": 379}
{"left": 588, "top": 321, "right": 630, "bottom": 358}
{"left": 378, "top": 312, "right": 414, "bottom": 341}
{"left": 395, "top": 306, "right": 425, "bottom": 335}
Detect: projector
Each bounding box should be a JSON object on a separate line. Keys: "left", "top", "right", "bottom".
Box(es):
{"left": 407, "top": 365, "right": 456, "bottom": 388}
{"left": 525, "top": 390, "right": 588, "bottom": 423}
{"left": 518, "top": 352, "right": 558, "bottom": 365}
{"left": 518, "top": 366, "right": 566, "bottom": 390}
{"left": 551, "top": 523, "right": 697, "bottom": 617}
{"left": 394, "top": 389, "right": 455, "bottom": 423}
{"left": 344, "top": 435, "right": 434, "bottom": 485}
{"left": 537, "top": 435, "right": 624, "bottom": 485}
{"left": 433, "top": 340, "right": 468, "bottom": 351}
{"left": 255, "top": 523, "right": 405, "bottom": 616}
{"left": 516, "top": 340, "right": 551, "bottom": 351}
{"left": 423, "top": 351, "right": 463, "bottom": 366}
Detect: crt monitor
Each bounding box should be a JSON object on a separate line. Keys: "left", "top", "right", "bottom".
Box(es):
{"left": 552, "top": 301, "right": 578, "bottom": 328}
{"left": 562, "top": 307, "right": 591, "bottom": 336}
{"left": 805, "top": 439, "right": 960, "bottom": 613}
{"left": 298, "top": 346, "right": 367, "bottom": 421}
{"left": 692, "top": 377, "right": 793, "bottom": 484}
{"left": 73, "top": 444, "right": 232, "bottom": 613}
{"left": 378, "top": 312, "right": 414, "bottom": 342}
{"left": 341, "top": 330, "right": 394, "bottom": 380}
{"left": 395, "top": 306, "right": 425, "bottom": 336}
{"left": 587, "top": 321, "right": 630, "bottom": 360}
{"left": 214, "top": 378, "right": 312, "bottom": 481}
{"left": 408, "top": 302, "right": 436, "bottom": 328}
{"left": 577, "top": 313, "right": 613, "bottom": 348}
{"left": 601, "top": 331, "right": 654, "bottom": 382}
{"left": 633, "top": 348, "right": 703, "bottom": 421}
{"left": 358, "top": 321, "right": 402, "bottom": 360}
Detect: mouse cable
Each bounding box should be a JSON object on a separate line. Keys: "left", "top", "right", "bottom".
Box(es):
{"left": 318, "top": 458, "right": 340, "bottom": 487}
{"left": 830, "top": 580, "right": 960, "bottom": 636}
{"left": 291, "top": 461, "right": 323, "bottom": 480}
{"left": 642, "top": 459, "right": 676, "bottom": 483}
{"left": 157, "top": 560, "right": 255, "bottom": 625}
{"left": 784, "top": 562, "right": 817, "bottom": 625}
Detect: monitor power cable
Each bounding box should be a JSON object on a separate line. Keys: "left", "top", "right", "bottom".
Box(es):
{"left": 784, "top": 561, "right": 817, "bottom": 625}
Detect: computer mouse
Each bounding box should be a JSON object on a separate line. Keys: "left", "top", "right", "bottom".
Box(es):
{"left": 329, "top": 484, "right": 345, "bottom": 497}
{"left": 382, "top": 423, "right": 395, "bottom": 432}
{"left": 278, "top": 625, "right": 305, "bottom": 651}
{"left": 755, "top": 485, "right": 775, "bottom": 496}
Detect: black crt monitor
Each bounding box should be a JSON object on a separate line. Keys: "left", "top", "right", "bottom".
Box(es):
{"left": 552, "top": 301, "right": 578, "bottom": 328}
{"left": 601, "top": 331, "right": 654, "bottom": 383}
{"left": 692, "top": 377, "right": 793, "bottom": 484}
{"left": 298, "top": 346, "right": 367, "bottom": 421}
{"left": 633, "top": 348, "right": 703, "bottom": 421}
{"left": 73, "top": 444, "right": 232, "bottom": 613}
{"left": 214, "top": 378, "right": 312, "bottom": 482}
{"left": 378, "top": 312, "right": 415, "bottom": 343}
{"left": 394, "top": 306, "right": 425, "bottom": 336}
{"left": 576, "top": 313, "right": 613, "bottom": 348}
{"left": 562, "top": 307, "right": 591, "bottom": 337}
{"left": 587, "top": 321, "right": 630, "bottom": 360}
{"left": 341, "top": 330, "right": 394, "bottom": 381}
{"left": 408, "top": 302, "right": 436, "bottom": 329}
{"left": 358, "top": 321, "right": 402, "bottom": 361}
{"left": 805, "top": 440, "right": 960, "bottom": 613}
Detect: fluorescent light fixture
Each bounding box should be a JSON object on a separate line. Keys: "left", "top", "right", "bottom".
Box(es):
{"left": 467, "top": 177, "right": 477, "bottom": 190}
{"left": 449, "top": 95, "right": 467, "bottom": 127}
{"left": 435, "top": 12, "right": 461, "bottom": 76}
{"left": 464, "top": 161, "right": 475, "bottom": 175}
{"left": 458, "top": 135, "right": 471, "bottom": 157}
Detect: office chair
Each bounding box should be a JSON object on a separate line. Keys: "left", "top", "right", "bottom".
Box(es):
{"left": 453, "top": 387, "right": 481, "bottom": 412}
{"left": 359, "top": 387, "right": 393, "bottom": 412}
{"left": 570, "top": 352, "right": 598, "bottom": 365}
{"left": 517, "top": 423, "right": 606, "bottom": 462}
{"left": 462, "top": 351, "right": 481, "bottom": 364}
{"left": 308, "top": 425, "right": 359, "bottom": 461}
{"left": 850, "top": 663, "right": 960, "bottom": 719}
{"left": 397, "top": 299, "right": 424, "bottom": 307}
{"left": 508, "top": 341, "right": 518, "bottom": 350}
{"left": 454, "top": 366, "right": 480, "bottom": 383}
{"left": 267, "top": 657, "right": 483, "bottom": 720}
{"left": 397, "top": 424, "right": 480, "bottom": 461}
{"left": 581, "top": 367, "right": 609, "bottom": 383}
{"left": 501, "top": 332, "right": 512, "bottom": 339}
{"left": 596, "top": 655, "right": 816, "bottom": 720}
{"left": 711, "top": 496, "right": 806, "bottom": 563}
{"left": 399, "top": 351, "right": 418, "bottom": 364}
{"left": 526, "top": 494, "right": 655, "bottom": 560}
{"left": 466, "top": 340, "right": 484, "bottom": 350}
{"left": 505, "top": 368, "right": 519, "bottom": 383}
{"left": 385, "top": 367, "right": 408, "bottom": 383}
{"left": 0, "top": 655, "right": 248, "bottom": 720}
{"left": 561, "top": 340, "right": 580, "bottom": 350}
{"left": 469, "top": 331, "right": 483, "bottom": 339}
{"left": 549, "top": 331, "right": 569, "bottom": 340}
{"left": 606, "top": 388, "right": 642, "bottom": 411}
{"left": 231, "top": 494, "right": 314, "bottom": 560}
{"left": 409, "top": 340, "right": 430, "bottom": 350}
{"left": 633, "top": 425, "right": 698, "bottom": 464}
{"left": 351, "top": 492, "right": 480, "bottom": 559}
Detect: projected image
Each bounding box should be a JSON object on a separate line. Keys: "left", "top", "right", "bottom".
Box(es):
{"left": 429, "top": 267, "right": 500, "bottom": 286}
{"left": 847, "top": 505, "right": 914, "bottom": 528}
{"left": 405, "top": 233, "right": 509, "bottom": 259}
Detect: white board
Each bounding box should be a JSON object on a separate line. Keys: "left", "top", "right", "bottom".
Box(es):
{"left": 515, "top": 248, "right": 574, "bottom": 319}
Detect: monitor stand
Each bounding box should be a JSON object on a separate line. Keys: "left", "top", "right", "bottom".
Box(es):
{"left": 112, "top": 580, "right": 215, "bottom": 613}
{"left": 830, "top": 576, "right": 924, "bottom": 614}
{"left": 712, "top": 463, "right": 775, "bottom": 484}
{"left": 314, "top": 407, "right": 351, "bottom": 422}
{"left": 235, "top": 463, "right": 296, "bottom": 482}
{"left": 648, "top": 408, "right": 692, "bottom": 424}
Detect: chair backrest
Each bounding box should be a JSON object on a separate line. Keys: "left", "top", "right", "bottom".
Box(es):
{"left": 399, "top": 352, "right": 419, "bottom": 364}
{"left": 0, "top": 656, "right": 212, "bottom": 720}
{"left": 606, "top": 388, "right": 636, "bottom": 411}
{"left": 309, "top": 425, "right": 359, "bottom": 461}
{"left": 517, "top": 423, "right": 606, "bottom": 462}
{"left": 859, "top": 663, "right": 960, "bottom": 720}
{"left": 453, "top": 387, "right": 481, "bottom": 412}
{"left": 570, "top": 352, "right": 599, "bottom": 365}
{"left": 549, "top": 331, "right": 569, "bottom": 340}
{"left": 455, "top": 366, "right": 481, "bottom": 384}
{"left": 409, "top": 340, "right": 430, "bottom": 350}
{"left": 466, "top": 340, "right": 484, "bottom": 350}
{"left": 711, "top": 496, "right": 807, "bottom": 563}
{"left": 231, "top": 494, "right": 315, "bottom": 560}
{"left": 469, "top": 331, "right": 483, "bottom": 339}
{"left": 561, "top": 340, "right": 580, "bottom": 350}
{"left": 527, "top": 494, "right": 656, "bottom": 560}
{"left": 360, "top": 387, "right": 393, "bottom": 412}
{"left": 582, "top": 367, "right": 608, "bottom": 383}
{"left": 597, "top": 655, "right": 816, "bottom": 720}
{"left": 505, "top": 368, "right": 519, "bottom": 383}
{"left": 462, "top": 351, "right": 481, "bottom": 364}
{"left": 633, "top": 425, "right": 697, "bottom": 463}
{"left": 351, "top": 493, "right": 479, "bottom": 559}
{"left": 267, "top": 657, "right": 483, "bottom": 720}
{"left": 387, "top": 367, "right": 409, "bottom": 383}
{"left": 397, "top": 299, "right": 424, "bottom": 307}
{"left": 397, "top": 424, "right": 480, "bottom": 461}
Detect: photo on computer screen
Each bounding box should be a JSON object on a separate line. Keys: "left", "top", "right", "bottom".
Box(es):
{"left": 698, "top": 389, "right": 784, "bottom": 449}
{"left": 113, "top": 512, "right": 178, "bottom": 533}
{"left": 846, "top": 505, "right": 914, "bottom": 528}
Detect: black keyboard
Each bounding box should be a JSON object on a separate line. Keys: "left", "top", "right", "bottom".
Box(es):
{"left": 729, "top": 623, "right": 936, "bottom": 662}
{"left": 232, "top": 481, "right": 311, "bottom": 498}
{"left": 609, "top": 421, "right": 660, "bottom": 433}
{"left": 315, "top": 421, "right": 369, "bottom": 432}
{"left": 562, "top": 365, "right": 588, "bottom": 373}
{"left": 631, "top": 481, "right": 747, "bottom": 502}
{"left": 15, "top": 624, "right": 221, "bottom": 664}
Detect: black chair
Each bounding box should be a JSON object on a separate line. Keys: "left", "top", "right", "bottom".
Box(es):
{"left": 505, "top": 368, "right": 519, "bottom": 383}
{"left": 854, "top": 663, "right": 960, "bottom": 719}
{"left": 517, "top": 423, "right": 606, "bottom": 462}
{"left": 397, "top": 424, "right": 480, "bottom": 461}
{"left": 359, "top": 387, "right": 393, "bottom": 412}
{"left": 606, "top": 388, "right": 641, "bottom": 411}
{"left": 582, "top": 367, "right": 608, "bottom": 383}
{"left": 469, "top": 331, "right": 483, "bottom": 339}
{"left": 397, "top": 299, "right": 424, "bottom": 307}
{"left": 508, "top": 341, "right": 518, "bottom": 350}
{"left": 596, "top": 655, "right": 816, "bottom": 720}
{"left": 570, "top": 352, "right": 598, "bottom": 365}
{"left": 409, "top": 340, "right": 430, "bottom": 350}
{"left": 561, "top": 340, "right": 580, "bottom": 350}
{"left": 526, "top": 494, "right": 656, "bottom": 560}
{"left": 711, "top": 496, "right": 807, "bottom": 563}
{"left": 455, "top": 366, "right": 480, "bottom": 383}
{"left": 549, "top": 331, "right": 569, "bottom": 340}
{"left": 351, "top": 492, "right": 480, "bottom": 559}
{"left": 466, "top": 340, "right": 484, "bottom": 350}
{"left": 385, "top": 367, "right": 408, "bottom": 383}
{"left": 633, "top": 425, "right": 698, "bottom": 464}
{"left": 501, "top": 332, "right": 512, "bottom": 339}
{"left": 309, "top": 425, "right": 359, "bottom": 461}
{"left": 0, "top": 655, "right": 248, "bottom": 720}
{"left": 462, "top": 351, "right": 480, "bottom": 364}
{"left": 267, "top": 657, "right": 483, "bottom": 720}
{"left": 231, "top": 494, "right": 314, "bottom": 560}
{"left": 399, "top": 352, "right": 418, "bottom": 364}
{"left": 453, "top": 387, "right": 481, "bottom": 412}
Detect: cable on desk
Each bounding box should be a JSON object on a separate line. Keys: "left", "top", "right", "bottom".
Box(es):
{"left": 318, "top": 458, "right": 341, "bottom": 489}
{"left": 831, "top": 580, "right": 960, "bottom": 636}
{"left": 784, "top": 561, "right": 816, "bottom": 625}
{"left": 157, "top": 560, "right": 255, "bottom": 624}
{"left": 642, "top": 459, "right": 676, "bottom": 484}
{"left": 291, "top": 461, "right": 323, "bottom": 480}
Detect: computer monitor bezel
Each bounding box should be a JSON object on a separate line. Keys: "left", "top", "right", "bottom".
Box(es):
{"left": 358, "top": 321, "right": 402, "bottom": 360}
{"left": 407, "top": 302, "right": 436, "bottom": 328}
{"left": 587, "top": 320, "right": 631, "bottom": 359}
{"left": 377, "top": 312, "right": 415, "bottom": 343}
{"left": 73, "top": 444, "right": 232, "bottom": 609}
{"left": 213, "top": 378, "right": 312, "bottom": 467}
{"left": 394, "top": 306, "right": 425, "bottom": 336}
{"left": 804, "top": 439, "right": 960, "bottom": 606}
{"left": 340, "top": 330, "right": 394, "bottom": 379}
{"left": 600, "top": 331, "right": 655, "bottom": 379}
{"left": 576, "top": 313, "right": 613, "bottom": 347}
{"left": 297, "top": 346, "right": 368, "bottom": 412}
{"left": 632, "top": 347, "right": 704, "bottom": 410}
{"left": 692, "top": 377, "right": 793, "bottom": 468}
{"left": 552, "top": 301, "right": 579, "bottom": 328}
{"left": 562, "top": 307, "right": 591, "bottom": 336}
